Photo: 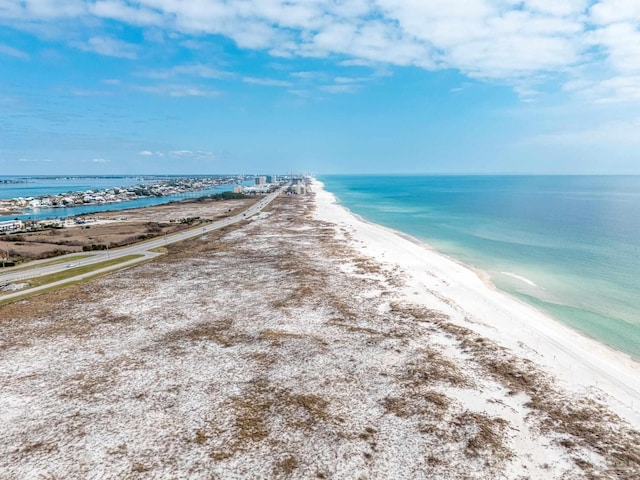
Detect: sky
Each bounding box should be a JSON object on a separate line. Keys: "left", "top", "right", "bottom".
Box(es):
{"left": 1, "top": 0, "right": 639, "bottom": 175}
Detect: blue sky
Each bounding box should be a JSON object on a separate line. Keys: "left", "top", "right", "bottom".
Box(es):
{"left": 1, "top": 0, "right": 639, "bottom": 175}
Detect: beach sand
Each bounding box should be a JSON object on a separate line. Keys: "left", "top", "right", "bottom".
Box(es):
{"left": 313, "top": 180, "right": 640, "bottom": 427}
{"left": 1, "top": 184, "right": 639, "bottom": 479}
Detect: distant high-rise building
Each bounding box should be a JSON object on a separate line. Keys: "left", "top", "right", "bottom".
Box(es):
{"left": 288, "top": 185, "right": 306, "bottom": 195}
{"left": 255, "top": 176, "right": 266, "bottom": 185}
{"left": 266, "top": 175, "right": 277, "bottom": 183}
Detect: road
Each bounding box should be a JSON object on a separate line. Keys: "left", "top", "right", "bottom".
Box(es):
{"left": 0, "top": 188, "right": 283, "bottom": 300}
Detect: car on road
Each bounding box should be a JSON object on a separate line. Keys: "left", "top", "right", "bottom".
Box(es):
{"left": 66, "top": 263, "right": 77, "bottom": 268}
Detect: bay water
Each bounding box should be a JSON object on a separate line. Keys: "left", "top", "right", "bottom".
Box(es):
{"left": 0, "top": 176, "right": 247, "bottom": 222}
{"left": 319, "top": 175, "right": 640, "bottom": 360}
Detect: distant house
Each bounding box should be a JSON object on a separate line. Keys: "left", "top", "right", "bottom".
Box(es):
{"left": 0, "top": 220, "right": 24, "bottom": 233}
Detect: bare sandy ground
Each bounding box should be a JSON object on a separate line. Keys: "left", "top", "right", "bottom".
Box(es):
{"left": 0, "top": 189, "right": 639, "bottom": 479}
{"left": 313, "top": 180, "right": 640, "bottom": 420}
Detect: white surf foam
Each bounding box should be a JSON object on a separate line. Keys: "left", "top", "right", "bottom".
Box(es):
{"left": 501, "top": 271, "right": 538, "bottom": 287}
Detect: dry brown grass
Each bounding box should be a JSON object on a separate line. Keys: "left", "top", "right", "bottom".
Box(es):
{"left": 274, "top": 455, "right": 299, "bottom": 476}
{"left": 4, "top": 189, "right": 640, "bottom": 479}
{"left": 391, "top": 299, "right": 640, "bottom": 477}
{"left": 59, "top": 372, "right": 113, "bottom": 399}
{"left": 0, "top": 221, "right": 184, "bottom": 263}
{"left": 163, "top": 317, "right": 245, "bottom": 347}
{"left": 233, "top": 381, "right": 272, "bottom": 443}
{"left": 160, "top": 225, "right": 243, "bottom": 260}
{"left": 402, "top": 350, "right": 470, "bottom": 388}
{"left": 389, "top": 302, "right": 450, "bottom": 326}
{"left": 453, "top": 411, "right": 510, "bottom": 458}
{"left": 259, "top": 329, "right": 304, "bottom": 343}
{"left": 209, "top": 378, "right": 333, "bottom": 461}
{"left": 382, "top": 389, "right": 453, "bottom": 419}
{"left": 288, "top": 393, "right": 330, "bottom": 428}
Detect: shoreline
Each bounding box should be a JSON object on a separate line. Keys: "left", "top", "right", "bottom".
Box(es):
{"left": 312, "top": 179, "right": 640, "bottom": 427}
{"left": 0, "top": 175, "right": 250, "bottom": 222}
{"left": 3, "top": 187, "right": 640, "bottom": 477}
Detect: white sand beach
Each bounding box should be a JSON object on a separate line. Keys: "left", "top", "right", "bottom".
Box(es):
{"left": 313, "top": 179, "right": 640, "bottom": 428}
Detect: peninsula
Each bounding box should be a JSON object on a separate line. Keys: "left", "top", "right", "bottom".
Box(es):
{"left": 1, "top": 183, "right": 638, "bottom": 479}
{"left": 0, "top": 176, "right": 249, "bottom": 216}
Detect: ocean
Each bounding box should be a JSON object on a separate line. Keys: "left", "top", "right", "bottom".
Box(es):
{"left": 319, "top": 175, "right": 640, "bottom": 360}
{"left": 0, "top": 176, "right": 247, "bottom": 222}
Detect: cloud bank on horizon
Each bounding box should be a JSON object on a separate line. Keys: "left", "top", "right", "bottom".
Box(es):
{"left": 1, "top": 0, "right": 639, "bottom": 174}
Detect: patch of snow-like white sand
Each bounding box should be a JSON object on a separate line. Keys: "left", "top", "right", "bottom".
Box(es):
{"left": 312, "top": 179, "right": 640, "bottom": 428}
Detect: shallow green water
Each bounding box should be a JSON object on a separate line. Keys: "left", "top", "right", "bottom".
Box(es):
{"left": 320, "top": 175, "right": 640, "bottom": 359}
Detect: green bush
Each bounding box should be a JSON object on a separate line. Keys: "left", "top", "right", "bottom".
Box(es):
{"left": 82, "top": 244, "right": 107, "bottom": 251}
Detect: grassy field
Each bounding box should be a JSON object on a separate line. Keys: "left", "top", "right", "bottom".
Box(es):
{"left": 0, "top": 255, "right": 146, "bottom": 306}
{"left": 20, "top": 255, "right": 145, "bottom": 289}
{"left": 3, "top": 254, "right": 95, "bottom": 272}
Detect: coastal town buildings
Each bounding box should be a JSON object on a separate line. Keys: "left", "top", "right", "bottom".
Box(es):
{"left": 0, "top": 176, "right": 249, "bottom": 218}
{"left": 0, "top": 220, "right": 24, "bottom": 232}
{"left": 289, "top": 185, "right": 306, "bottom": 195}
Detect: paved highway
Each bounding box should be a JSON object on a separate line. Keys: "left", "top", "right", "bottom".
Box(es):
{"left": 0, "top": 188, "right": 283, "bottom": 300}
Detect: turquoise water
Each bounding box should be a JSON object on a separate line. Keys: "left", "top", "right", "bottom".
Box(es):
{"left": 0, "top": 176, "right": 248, "bottom": 222}
{"left": 319, "top": 175, "right": 640, "bottom": 359}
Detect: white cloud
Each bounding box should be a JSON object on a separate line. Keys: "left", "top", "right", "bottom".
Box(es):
{"left": 320, "top": 84, "right": 359, "bottom": 94}
{"left": 78, "top": 36, "right": 137, "bottom": 59}
{"left": 587, "top": 22, "right": 640, "bottom": 74}
{"left": 3, "top": 1, "right": 580, "bottom": 76}
{"left": 92, "top": 158, "right": 110, "bottom": 163}
{"left": 141, "top": 64, "right": 232, "bottom": 80}
{"left": 581, "top": 3, "right": 640, "bottom": 101}
{"left": 139, "top": 150, "right": 153, "bottom": 156}
{"left": 589, "top": 0, "right": 640, "bottom": 25}
{"left": 71, "top": 88, "right": 112, "bottom": 96}
{"left": 135, "top": 84, "right": 222, "bottom": 97}
{"left": 287, "top": 88, "right": 311, "bottom": 97}
{"left": 4, "top": 0, "right": 640, "bottom": 102}
{"left": 173, "top": 64, "right": 231, "bottom": 78}
{"left": 334, "top": 76, "right": 368, "bottom": 84}
{"left": 168, "top": 150, "right": 217, "bottom": 160}
{"left": 290, "top": 71, "right": 318, "bottom": 79}
{"left": 524, "top": 0, "right": 590, "bottom": 17}
{"left": 0, "top": 44, "right": 29, "bottom": 59}
{"left": 7, "top": 0, "right": 86, "bottom": 19}
{"left": 90, "top": 0, "right": 162, "bottom": 26}
{"left": 242, "top": 77, "right": 292, "bottom": 87}
{"left": 568, "top": 75, "right": 640, "bottom": 103}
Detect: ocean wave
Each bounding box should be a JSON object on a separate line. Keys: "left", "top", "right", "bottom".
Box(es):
{"left": 501, "top": 272, "right": 538, "bottom": 287}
